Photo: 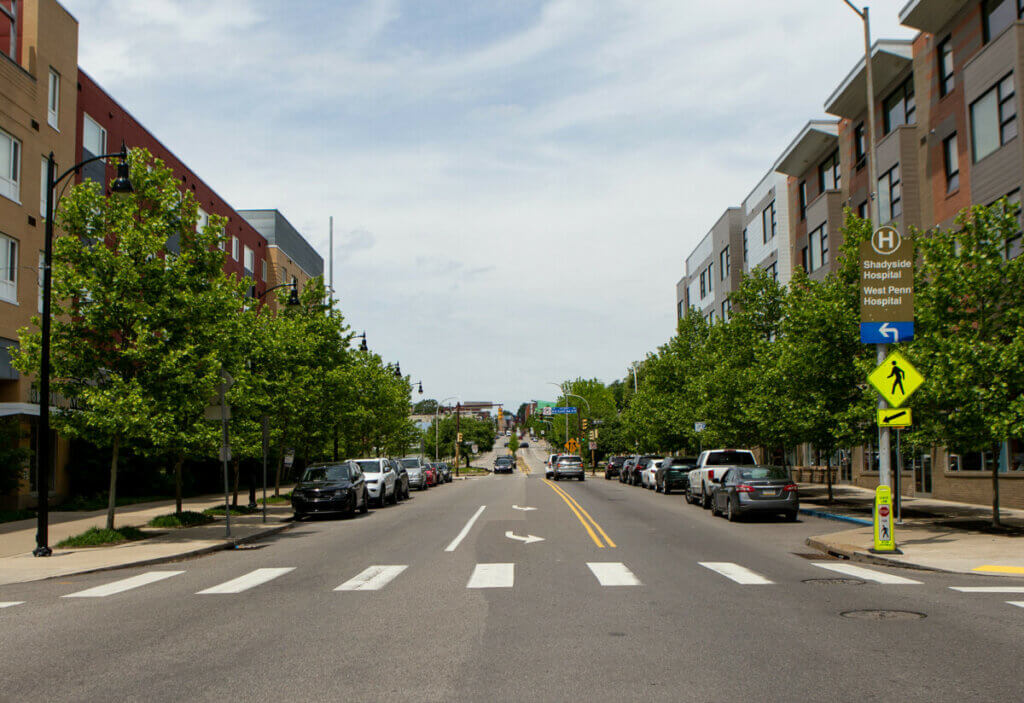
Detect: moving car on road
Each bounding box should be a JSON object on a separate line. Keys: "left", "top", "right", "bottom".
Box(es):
{"left": 291, "top": 461, "right": 369, "bottom": 520}
{"left": 655, "top": 457, "right": 697, "bottom": 494}
{"left": 494, "top": 456, "right": 515, "bottom": 474}
{"left": 604, "top": 456, "right": 627, "bottom": 480}
{"left": 553, "top": 455, "right": 585, "bottom": 481}
{"left": 546, "top": 453, "right": 560, "bottom": 479}
{"left": 401, "top": 458, "right": 429, "bottom": 491}
{"left": 710, "top": 466, "right": 799, "bottom": 521}
{"left": 353, "top": 458, "right": 398, "bottom": 506}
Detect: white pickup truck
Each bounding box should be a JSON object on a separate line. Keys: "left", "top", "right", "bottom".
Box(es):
{"left": 685, "top": 449, "right": 757, "bottom": 509}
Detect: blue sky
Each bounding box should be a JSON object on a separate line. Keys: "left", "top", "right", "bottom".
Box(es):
{"left": 65, "top": 0, "right": 915, "bottom": 409}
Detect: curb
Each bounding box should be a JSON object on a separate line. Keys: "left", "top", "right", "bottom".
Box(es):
{"left": 804, "top": 536, "right": 946, "bottom": 573}
{"left": 798, "top": 506, "right": 873, "bottom": 526}
{"left": 37, "top": 521, "right": 296, "bottom": 583}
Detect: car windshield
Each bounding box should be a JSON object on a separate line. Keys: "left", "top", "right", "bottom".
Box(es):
{"left": 735, "top": 467, "right": 791, "bottom": 481}
{"left": 400, "top": 459, "right": 421, "bottom": 469}
{"left": 497, "top": 458, "right": 512, "bottom": 464}
{"left": 706, "top": 451, "right": 756, "bottom": 466}
{"left": 301, "top": 465, "right": 350, "bottom": 482}
{"left": 355, "top": 460, "right": 381, "bottom": 472}
{"left": 559, "top": 456, "right": 582, "bottom": 463}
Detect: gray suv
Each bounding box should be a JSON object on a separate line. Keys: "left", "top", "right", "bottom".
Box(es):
{"left": 553, "top": 455, "right": 585, "bottom": 481}
{"left": 400, "top": 457, "right": 429, "bottom": 491}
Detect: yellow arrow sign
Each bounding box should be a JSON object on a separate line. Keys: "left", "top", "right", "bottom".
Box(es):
{"left": 877, "top": 408, "right": 912, "bottom": 428}
{"left": 867, "top": 350, "right": 924, "bottom": 408}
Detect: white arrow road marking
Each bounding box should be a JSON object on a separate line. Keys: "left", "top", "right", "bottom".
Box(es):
{"left": 64, "top": 571, "right": 185, "bottom": 598}
{"left": 950, "top": 586, "right": 1024, "bottom": 593}
{"left": 505, "top": 531, "right": 545, "bottom": 544}
{"left": 699, "top": 562, "right": 773, "bottom": 585}
{"left": 0, "top": 601, "right": 25, "bottom": 608}
{"left": 587, "top": 562, "right": 641, "bottom": 586}
{"left": 1008, "top": 601, "right": 1024, "bottom": 608}
{"left": 512, "top": 505, "right": 537, "bottom": 511}
{"left": 335, "top": 565, "right": 408, "bottom": 591}
{"left": 467, "top": 563, "right": 514, "bottom": 588}
{"left": 197, "top": 567, "right": 295, "bottom": 594}
{"left": 445, "top": 505, "right": 486, "bottom": 552}
{"left": 880, "top": 322, "right": 899, "bottom": 342}
{"left": 812, "top": 562, "right": 921, "bottom": 585}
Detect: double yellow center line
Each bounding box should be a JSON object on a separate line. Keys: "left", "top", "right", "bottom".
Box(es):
{"left": 543, "top": 479, "right": 616, "bottom": 548}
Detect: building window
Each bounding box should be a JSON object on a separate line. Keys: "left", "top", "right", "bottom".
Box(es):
{"left": 1, "top": 0, "right": 16, "bottom": 60}
{"left": 878, "top": 165, "right": 902, "bottom": 222}
{"left": 0, "top": 129, "right": 20, "bottom": 202}
{"left": 854, "top": 123, "right": 866, "bottom": 167}
{"left": 40, "top": 156, "right": 49, "bottom": 217}
{"left": 699, "top": 270, "right": 706, "bottom": 298}
{"left": 82, "top": 114, "right": 107, "bottom": 159}
{"left": 801, "top": 246, "right": 809, "bottom": 273}
{"left": 261, "top": 258, "right": 267, "bottom": 281}
{"left": 721, "top": 299, "right": 731, "bottom": 322}
{"left": 47, "top": 69, "right": 60, "bottom": 129}
{"left": 231, "top": 236, "right": 239, "bottom": 261}
{"left": 705, "top": 310, "right": 715, "bottom": 324}
{"left": 938, "top": 36, "right": 955, "bottom": 96}
{"left": 766, "top": 262, "right": 778, "bottom": 282}
{"left": 883, "top": 76, "right": 916, "bottom": 134}
{"left": 742, "top": 229, "right": 748, "bottom": 262}
{"left": 943, "top": 133, "right": 960, "bottom": 193}
{"left": 196, "top": 206, "right": 208, "bottom": 233}
{"left": 798, "top": 181, "right": 807, "bottom": 220}
{"left": 37, "top": 250, "right": 44, "bottom": 312}
{"left": 243, "top": 245, "right": 254, "bottom": 276}
{"left": 808, "top": 223, "right": 829, "bottom": 272}
{"left": 1003, "top": 189, "right": 1022, "bottom": 259}
{"left": 719, "top": 245, "right": 730, "bottom": 280}
{"left": 982, "top": 0, "right": 1021, "bottom": 43}
{"left": 857, "top": 200, "right": 869, "bottom": 219}
{"left": 0, "top": 232, "right": 17, "bottom": 303}
{"left": 818, "top": 150, "right": 840, "bottom": 192}
{"left": 970, "top": 73, "right": 1016, "bottom": 162}
{"left": 762, "top": 201, "right": 776, "bottom": 243}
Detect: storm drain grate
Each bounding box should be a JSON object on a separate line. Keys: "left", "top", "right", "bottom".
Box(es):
{"left": 840, "top": 609, "right": 926, "bottom": 620}
{"left": 802, "top": 578, "right": 865, "bottom": 585}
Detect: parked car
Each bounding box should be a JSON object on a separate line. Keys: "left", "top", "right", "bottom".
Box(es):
{"left": 655, "top": 457, "right": 698, "bottom": 494}
{"left": 604, "top": 456, "right": 627, "bottom": 480}
{"left": 435, "top": 462, "right": 452, "bottom": 483}
{"left": 710, "top": 466, "right": 799, "bottom": 521}
{"left": 400, "top": 458, "right": 429, "bottom": 491}
{"left": 494, "top": 456, "right": 515, "bottom": 474}
{"left": 619, "top": 456, "right": 636, "bottom": 483}
{"left": 546, "top": 453, "right": 560, "bottom": 479}
{"left": 686, "top": 449, "right": 758, "bottom": 508}
{"left": 389, "top": 458, "right": 410, "bottom": 500}
{"left": 553, "top": 455, "right": 585, "bottom": 481}
{"left": 625, "top": 454, "right": 661, "bottom": 485}
{"left": 640, "top": 458, "right": 662, "bottom": 489}
{"left": 422, "top": 463, "right": 439, "bottom": 486}
{"left": 352, "top": 458, "right": 398, "bottom": 506}
{"left": 291, "top": 461, "right": 369, "bottom": 520}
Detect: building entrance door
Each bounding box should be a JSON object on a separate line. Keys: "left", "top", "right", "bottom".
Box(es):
{"left": 914, "top": 453, "right": 932, "bottom": 495}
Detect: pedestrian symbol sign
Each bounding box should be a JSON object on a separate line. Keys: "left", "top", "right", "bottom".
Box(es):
{"left": 877, "top": 408, "right": 912, "bottom": 428}
{"left": 872, "top": 485, "right": 897, "bottom": 552}
{"left": 867, "top": 351, "right": 923, "bottom": 407}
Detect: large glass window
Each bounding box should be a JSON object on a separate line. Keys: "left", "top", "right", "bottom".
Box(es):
{"left": 854, "top": 123, "right": 866, "bottom": 167}
{"left": 719, "top": 245, "right": 729, "bottom": 280}
{"left": 938, "top": 37, "right": 955, "bottom": 96}
{"left": 943, "top": 133, "right": 960, "bottom": 193}
{"left": 798, "top": 180, "right": 807, "bottom": 220}
{"left": 231, "top": 236, "right": 239, "bottom": 261}
{"left": 982, "top": 0, "right": 1022, "bottom": 43}
{"left": 883, "top": 76, "right": 916, "bottom": 134}
{"left": 818, "top": 150, "right": 840, "bottom": 192}
{"left": 878, "top": 165, "right": 902, "bottom": 222}
{"left": 0, "top": 128, "right": 19, "bottom": 202}
{"left": 1003, "top": 189, "right": 1022, "bottom": 259}
{"left": 808, "top": 223, "right": 829, "bottom": 272}
{"left": 243, "top": 245, "right": 254, "bottom": 276}
{"left": 82, "top": 114, "right": 107, "bottom": 159}
{"left": 47, "top": 69, "right": 60, "bottom": 129}
{"left": 0, "top": 232, "right": 17, "bottom": 303}
{"left": 971, "top": 73, "right": 1017, "bottom": 162}
{"left": 1, "top": 1, "right": 16, "bottom": 60}
{"left": 761, "top": 201, "right": 776, "bottom": 243}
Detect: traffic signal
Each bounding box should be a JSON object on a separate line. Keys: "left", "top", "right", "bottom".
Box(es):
{"left": 581, "top": 418, "right": 588, "bottom": 431}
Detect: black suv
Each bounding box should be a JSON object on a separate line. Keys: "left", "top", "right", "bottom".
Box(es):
{"left": 604, "top": 456, "right": 627, "bottom": 480}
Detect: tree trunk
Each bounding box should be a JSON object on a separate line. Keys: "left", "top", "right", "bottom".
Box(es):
{"left": 274, "top": 435, "right": 286, "bottom": 496}
{"left": 231, "top": 457, "right": 240, "bottom": 507}
{"left": 826, "top": 449, "right": 834, "bottom": 504}
{"left": 174, "top": 454, "right": 184, "bottom": 514}
{"left": 106, "top": 433, "right": 120, "bottom": 531}
{"left": 993, "top": 446, "right": 1002, "bottom": 528}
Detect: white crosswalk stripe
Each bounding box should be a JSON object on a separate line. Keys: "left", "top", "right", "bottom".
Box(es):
{"left": 0, "top": 601, "right": 25, "bottom": 608}
{"left": 699, "top": 562, "right": 773, "bottom": 585}
{"left": 811, "top": 562, "right": 921, "bottom": 585}
{"left": 1007, "top": 601, "right": 1024, "bottom": 609}
{"left": 950, "top": 586, "right": 1024, "bottom": 593}
{"left": 335, "top": 565, "right": 408, "bottom": 591}
{"left": 467, "top": 563, "right": 514, "bottom": 589}
{"left": 197, "top": 568, "right": 295, "bottom": 594}
{"left": 587, "top": 562, "right": 641, "bottom": 586}
{"left": 63, "top": 571, "right": 185, "bottom": 598}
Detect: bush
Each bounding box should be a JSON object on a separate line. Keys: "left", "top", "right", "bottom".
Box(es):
{"left": 258, "top": 492, "right": 291, "bottom": 505}
{"left": 202, "top": 505, "right": 258, "bottom": 516}
{"left": 56, "top": 525, "right": 147, "bottom": 548}
{"left": 147, "top": 511, "right": 214, "bottom": 528}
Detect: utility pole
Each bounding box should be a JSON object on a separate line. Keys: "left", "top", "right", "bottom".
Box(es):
{"left": 454, "top": 402, "right": 461, "bottom": 477}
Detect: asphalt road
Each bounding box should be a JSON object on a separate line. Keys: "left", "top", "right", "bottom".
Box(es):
{"left": 1, "top": 442, "right": 1021, "bottom": 702}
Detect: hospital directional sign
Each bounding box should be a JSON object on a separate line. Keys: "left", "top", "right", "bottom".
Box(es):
{"left": 550, "top": 407, "right": 577, "bottom": 415}
{"left": 860, "top": 321, "right": 914, "bottom": 344}
{"left": 867, "top": 350, "right": 924, "bottom": 408}
{"left": 860, "top": 227, "right": 914, "bottom": 343}
{"left": 877, "top": 409, "right": 913, "bottom": 428}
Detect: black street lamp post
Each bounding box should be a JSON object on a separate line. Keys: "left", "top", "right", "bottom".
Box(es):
{"left": 34, "top": 144, "right": 133, "bottom": 557}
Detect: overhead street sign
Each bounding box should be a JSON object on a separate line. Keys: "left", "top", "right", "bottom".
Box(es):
{"left": 867, "top": 351, "right": 924, "bottom": 408}
{"left": 694, "top": 422, "right": 707, "bottom": 432}
{"left": 860, "top": 227, "right": 914, "bottom": 342}
{"left": 877, "top": 409, "right": 912, "bottom": 428}
{"left": 551, "top": 407, "right": 577, "bottom": 415}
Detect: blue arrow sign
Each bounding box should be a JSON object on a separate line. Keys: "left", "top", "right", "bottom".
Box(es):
{"left": 550, "top": 407, "right": 577, "bottom": 414}
{"left": 860, "top": 322, "right": 914, "bottom": 344}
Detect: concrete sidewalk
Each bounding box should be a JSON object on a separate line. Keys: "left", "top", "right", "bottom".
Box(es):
{"left": 800, "top": 483, "right": 1024, "bottom": 577}
{"left": 0, "top": 490, "right": 296, "bottom": 585}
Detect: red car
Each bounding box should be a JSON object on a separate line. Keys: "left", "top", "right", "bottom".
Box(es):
{"left": 422, "top": 464, "right": 438, "bottom": 486}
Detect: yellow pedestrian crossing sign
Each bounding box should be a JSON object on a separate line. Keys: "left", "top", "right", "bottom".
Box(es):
{"left": 867, "top": 351, "right": 923, "bottom": 408}
{"left": 877, "top": 408, "right": 912, "bottom": 428}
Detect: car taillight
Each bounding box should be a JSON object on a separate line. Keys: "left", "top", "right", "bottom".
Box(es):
{"left": 735, "top": 484, "right": 755, "bottom": 493}
{"left": 783, "top": 484, "right": 798, "bottom": 492}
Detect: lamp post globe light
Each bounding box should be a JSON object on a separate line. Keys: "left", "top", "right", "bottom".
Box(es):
{"left": 34, "top": 144, "right": 134, "bottom": 557}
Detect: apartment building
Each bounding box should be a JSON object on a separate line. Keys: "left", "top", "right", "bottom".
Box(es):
{"left": 0, "top": 0, "right": 79, "bottom": 508}
{"left": 676, "top": 208, "right": 744, "bottom": 324}
{"left": 237, "top": 209, "right": 324, "bottom": 301}
{"left": 75, "top": 71, "right": 270, "bottom": 295}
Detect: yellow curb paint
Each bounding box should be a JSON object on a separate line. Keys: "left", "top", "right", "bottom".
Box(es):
{"left": 972, "top": 565, "right": 1024, "bottom": 574}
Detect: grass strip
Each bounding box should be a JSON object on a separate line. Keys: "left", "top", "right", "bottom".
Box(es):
{"left": 147, "top": 511, "right": 215, "bottom": 528}
{"left": 56, "top": 525, "right": 148, "bottom": 548}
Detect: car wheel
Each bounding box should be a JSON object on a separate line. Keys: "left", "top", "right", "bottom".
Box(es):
{"left": 727, "top": 499, "right": 738, "bottom": 522}
{"left": 553, "top": 474, "right": 560, "bottom": 481}
{"left": 293, "top": 512, "right": 305, "bottom": 521}
{"left": 684, "top": 491, "right": 692, "bottom": 504}
{"left": 360, "top": 489, "right": 369, "bottom": 513}
{"left": 710, "top": 498, "right": 719, "bottom": 517}
{"left": 785, "top": 511, "right": 798, "bottom": 522}
{"left": 579, "top": 475, "right": 584, "bottom": 481}
{"left": 701, "top": 491, "right": 711, "bottom": 510}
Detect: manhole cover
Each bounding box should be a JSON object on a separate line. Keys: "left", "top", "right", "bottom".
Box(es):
{"left": 840, "top": 609, "right": 926, "bottom": 620}
{"left": 803, "top": 578, "right": 865, "bottom": 585}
